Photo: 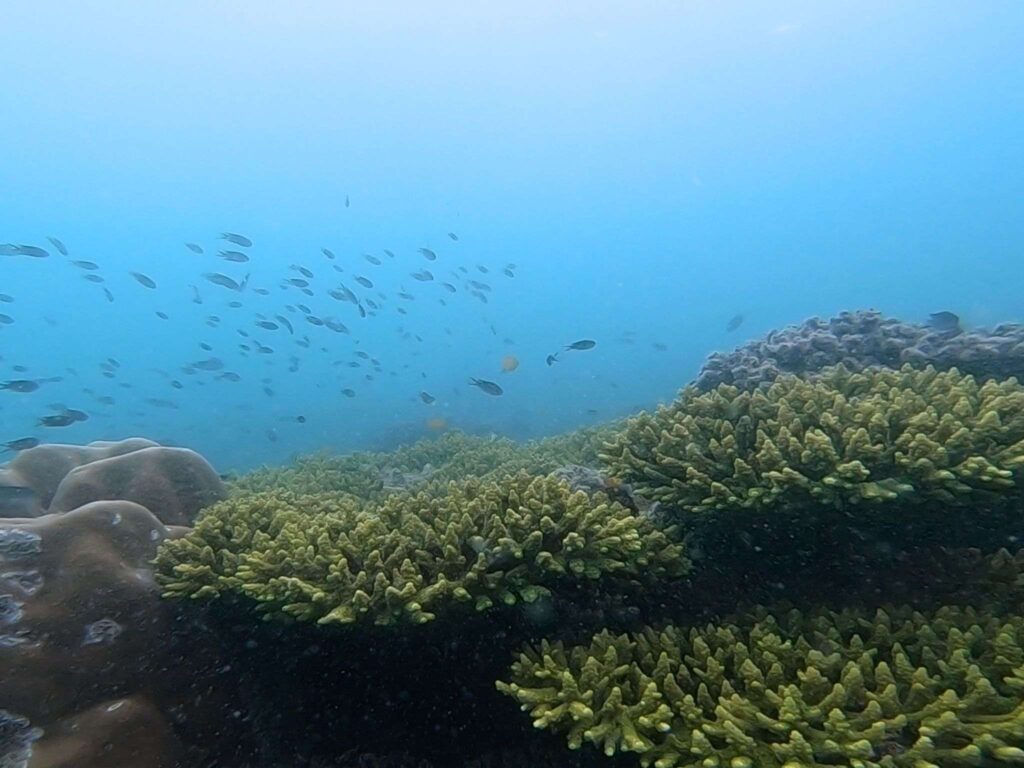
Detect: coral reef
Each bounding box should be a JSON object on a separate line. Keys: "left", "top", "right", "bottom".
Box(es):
{"left": 0, "top": 440, "right": 240, "bottom": 768}
{"left": 0, "top": 438, "right": 159, "bottom": 517}
{"left": 499, "top": 604, "right": 1024, "bottom": 768}
{"left": 696, "top": 309, "right": 1024, "bottom": 392}
{"left": 156, "top": 473, "right": 687, "bottom": 626}
{"left": 0, "top": 501, "right": 174, "bottom": 722}
{"left": 602, "top": 364, "right": 1024, "bottom": 518}
{"left": 0, "top": 709, "right": 41, "bottom": 768}
{"left": 46, "top": 445, "right": 225, "bottom": 526}
{"left": 0, "top": 438, "right": 225, "bottom": 525}
{"left": 26, "top": 695, "right": 184, "bottom": 768}
{"left": 15, "top": 308, "right": 1024, "bottom": 768}
{"left": 231, "top": 426, "right": 616, "bottom": 503}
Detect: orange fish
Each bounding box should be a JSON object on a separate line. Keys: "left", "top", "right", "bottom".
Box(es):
{"left": 425, "top": 417, "right": 448, "bottom": 431}
{"left": 501, "top": 355, "right": 519, "bottom": 373}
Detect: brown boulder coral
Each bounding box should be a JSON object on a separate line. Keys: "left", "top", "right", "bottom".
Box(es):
{"left": 4, "top": 438, "right": 158, "bottom": 514}
{"left": 48, "top": 446, "right": 226, "bottom": 526}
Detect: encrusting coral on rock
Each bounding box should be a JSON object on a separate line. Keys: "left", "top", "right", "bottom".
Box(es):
{"left": 696, "top": 309, "right": 1024, "bottom": 392}
{"left": 498, "top": 604, "right": 1024, "bottom": 768}
{"left": 156, "top": 472, "right": 687, "bottom": 626}
{"left": 602, "top": 364, "right": 1024, "bottom": 518}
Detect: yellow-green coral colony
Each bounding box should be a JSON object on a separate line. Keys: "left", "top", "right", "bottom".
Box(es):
{"left": 600, "top": 364, "right": 1024, "bottom": 515}
{"left": 156, "top": 473, "right": 687, "bottom": 626}
{"left": 498, "top": 604, "right": 1024, "bottom": 768}
{"left": 231, "top": 426, "right": 617, "bottom": 503}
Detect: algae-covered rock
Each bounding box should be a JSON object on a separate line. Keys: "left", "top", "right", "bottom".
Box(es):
{"left": 499, "top": 604, "right": 1024, "bottom": 768}
{"left": 602, "top": 364, "right": 1024, "bottom": 517}
{"left": 156, "top": 473, "right": 687, "bottom": 626}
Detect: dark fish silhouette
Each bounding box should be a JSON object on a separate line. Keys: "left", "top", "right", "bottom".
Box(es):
{"left": 103, "top": 288, "right": 115, "bottom": 302}
{"left": 204, "top": 273, "right": 245, "bottom": 291}
{"left": 329, "top": 285, "right": 359, "bottom": 304}
{"left": 47, "top": 237, "right": 68, "bottom": 256}
{"left": 0, "top": 294, "right": 12, "bottom": 302}
{"left": 928, "top": 311, "right": 961, "bottom": 333}
{"left": 355, "top": 276, "right": 374, "bottom": 289}
{"left": 186, "top": 243, "right": 204, "bottom": 254}
{"left": 219, "top": 250, "right": 249, "bottom": 263}
{"left": 0, "top": 380, "right": 40, "bottom": 393}
{"left": 448, "top": 232, "right": 458, "bottom": 241}
{"left": 72, "top": 260, "right": 99, "bottom": 270}
{"left": 411, "top": 270, "right": 434, "bottom": 281}
{"left": 2, "top": 437, "right": 40, "bottom": 452}
{"left": 565, "top": 339, "right": 596, "bottom": 351}
{"left": 193, "top": 357, "right": 224, "bottom": 371}
{"left": 3, "top": 244, "right": 49, "bottom": 258}
{"left": 469, "top": 378, "right": 503, "bottom": 396}
{"left": 322, "top": 248, "right": 336, "bottom": 259}
{"left": 364, "top": 254, "right": 382, "bottom": 265}
{"left": 38, "top": 408, "right": 87, "bottom": 427}
{"left": 256, "top": 321, "right": 279, "bottom": 331}
{"left": 419, "top": 248, "right": 437, "bottom": 261}
{"left": 420, "top": 391, "right": 436, "bottom": 404}
{"left": 83, "top": 274, "right": 104, "bottom": 283}
{"left": 441, "top": 282, "right": 456, "bottom": 292}
{"left": 726, "top": 314, "right": 744, "bottom": 332}
{"left": 221, "top": 232, "right": 252, "bottom": 248}
{"left": 342, "top": 388, "right": 356, "bottom": 398}
{"left": 130, "top": 272, "right": 157, "bottom": 289}
{"left": 546, "top": 354, "right": 559, "bottom": 366}
{"left": 275, "top": 315, "right": 294, "bottom": 334}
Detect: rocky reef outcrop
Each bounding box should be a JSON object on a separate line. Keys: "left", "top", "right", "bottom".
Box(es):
{"left": 696, "top": 309, "right": 1024, "bottom": 391}
{"left": 0, "top": 438, "right": 229, "bottom": 768}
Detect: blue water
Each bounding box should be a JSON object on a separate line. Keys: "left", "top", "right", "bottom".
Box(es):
{"left": 1, "top": 2, "right": 1021, "bottom": 470}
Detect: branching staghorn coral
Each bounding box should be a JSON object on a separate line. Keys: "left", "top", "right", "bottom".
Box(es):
{"left": 156, "top": 473, "right": 687, "bottom": 626}
{"left": 230, "top": 426, "right": 618, "bottom": 503}
{"left": 498, "top": 604, "right": 1024, "bottom": 768}
{"left": 601, "top": 364, "right": 1024, "bottom": 516}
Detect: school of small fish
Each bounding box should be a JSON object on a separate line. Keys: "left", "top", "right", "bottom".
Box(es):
{"left": 0, "top": 224, "right": 705, "bottom": 451}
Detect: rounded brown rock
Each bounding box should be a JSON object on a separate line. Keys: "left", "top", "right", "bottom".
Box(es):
{"left": 0, "top": 501, "right": 172, "bottom": 724}
{"left": 48, "top": 446, "right": 226, "bottom": 526}
{"left": 7, "top": 438, "right": 159, "bottom": 512}
{"left": 26, "top": 695, "right": 184, "bottom": 768}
